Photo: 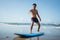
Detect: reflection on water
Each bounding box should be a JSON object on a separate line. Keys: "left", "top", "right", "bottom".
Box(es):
{"left": 0, "top": 23, "right": 60, "bottom": 40}
{"left": 13, "top": 36, "right": 40, "bottom": 40}
{"left": 32, "top": 37, "right": 39, "bottom": 40}
{"left": 13, "top": 37, "right": 26, "bottom": 40}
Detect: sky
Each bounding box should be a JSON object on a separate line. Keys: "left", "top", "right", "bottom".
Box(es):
{"left": 0, "top": 0, "right": 60, "bottom": 24}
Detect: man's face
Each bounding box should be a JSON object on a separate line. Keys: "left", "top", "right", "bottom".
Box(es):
{"left": 33, "top": 5, "right": 36, "bottom": 9}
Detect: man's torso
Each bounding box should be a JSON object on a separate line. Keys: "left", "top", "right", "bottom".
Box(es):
{"left": 30, "top": 9, "right": 38, "bottom": 18}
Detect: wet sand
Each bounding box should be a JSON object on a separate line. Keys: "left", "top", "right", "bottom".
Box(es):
{"left": 0, "top": 23, "right": 60, "bottom": 40}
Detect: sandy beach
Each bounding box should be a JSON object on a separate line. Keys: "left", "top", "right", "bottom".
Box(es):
{"left": 0, "top": 23, "right": 60, "bottom": 40}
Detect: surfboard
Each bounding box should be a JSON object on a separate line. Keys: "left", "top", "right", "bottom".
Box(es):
{"left": 14, "top": 32, "right": 44, "bottom": 38}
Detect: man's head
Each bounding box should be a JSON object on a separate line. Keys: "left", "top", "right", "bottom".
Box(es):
{"left": 32, "top": 3, "right": 37, "bottom": 9}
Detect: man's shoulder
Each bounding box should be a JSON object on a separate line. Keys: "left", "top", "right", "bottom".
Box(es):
{"left": 29, "top": 9, "right": 38, "bottom": 12}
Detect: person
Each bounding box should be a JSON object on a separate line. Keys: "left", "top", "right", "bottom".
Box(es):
{"left": 29, "top": 3, "right": 41, "bottom": 33}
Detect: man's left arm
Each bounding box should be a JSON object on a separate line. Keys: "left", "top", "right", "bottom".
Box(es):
{"left": 36, "top": 10, "right": 41, "bottom": 21}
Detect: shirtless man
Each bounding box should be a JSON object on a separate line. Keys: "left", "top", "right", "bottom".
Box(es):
{"left": 29, "top": 3, "right": 41, "bottom": 33}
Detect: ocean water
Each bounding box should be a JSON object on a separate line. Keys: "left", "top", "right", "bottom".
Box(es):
{"left": 0, "top": 23, "right": 60, "bottom": 40}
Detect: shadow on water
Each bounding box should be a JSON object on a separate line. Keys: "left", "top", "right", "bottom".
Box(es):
{"left": 13, "top": 36, "right": 40, "bottom": 40}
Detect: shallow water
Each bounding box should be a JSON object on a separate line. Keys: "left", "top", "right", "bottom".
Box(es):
{"left": 0, "top": 23, "right": 60, "bottom": 40}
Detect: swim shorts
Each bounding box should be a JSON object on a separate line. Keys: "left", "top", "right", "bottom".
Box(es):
{"left": 31, "top": 17, "right": 38, "bottom": 23}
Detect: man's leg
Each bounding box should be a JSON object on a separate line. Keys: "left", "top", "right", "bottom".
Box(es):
{"left": 36, "top": 22, "right": 40, "bottom": 32}
{"left": 30, "top": 21, "right": 34, "bottom": 33}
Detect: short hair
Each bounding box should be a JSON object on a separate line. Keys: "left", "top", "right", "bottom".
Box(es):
{"left": 32, "top": 3, "right": 37, "bottom": 6}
